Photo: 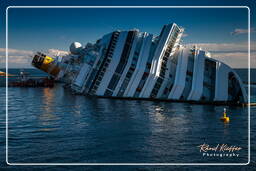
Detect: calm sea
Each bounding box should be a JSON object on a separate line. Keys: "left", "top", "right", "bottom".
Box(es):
{"left": 0, "top": 68, "right": 255, "bottom": 170}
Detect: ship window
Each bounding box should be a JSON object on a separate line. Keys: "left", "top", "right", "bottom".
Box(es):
{"left": 126, "top": 72, "right": 132, "bottom": 78}
{"left": 95, "top": 81, "right": 100, "bottom": 86}
{"left": 137, "top": 81, "right": 144, "bottom": 89}
{"left": 160, "top": 71, "right": 165, "bottom": 78}
{"left": 142, "top": 73, "right": 147, "bottom": 80}
{"left": 155, "top": 84, "right": 161, "bottom": 89}
{"left": 104, "top": 89, "right": 113, "bottom": 96}
{"left": 146, "top": 63, "right": 151, "bottom": 69}
{"left": 108, "top": 74, "right": 120, "bottom": 90}
{"left": 201, "top": 96, "right": 206, "bottom": 101}
{"left": 136, "top": 87, "right": 141, "bottom": 92}
{"left": 163, "top": 88, "right": 168, "bottom": 94}
{"left": 157, "top": 78, "right": 163, "bottom": 84}
{"left": 99, "top": 72, "right": 104, "bottom": 77}
{"left": 130, "top": 67, "right": 135, "bottom": 71}
{"left": 98, "top": 76, "right": 102, "bottom": 81}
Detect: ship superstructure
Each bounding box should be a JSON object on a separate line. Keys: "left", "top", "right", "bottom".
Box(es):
{"left": 31, "top": 23, "right": 247, "bottom": 104}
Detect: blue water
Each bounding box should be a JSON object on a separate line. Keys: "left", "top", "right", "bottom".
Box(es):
{"left": 1, "top": 68, "right": 49, "bottom": 77}
{"left": 0, "top": 69, "right": 255, "bottom": 169}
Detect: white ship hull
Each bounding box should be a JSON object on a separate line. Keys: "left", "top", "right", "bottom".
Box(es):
{"left": 31, "top": 23, "right": 247, "bottom": 105}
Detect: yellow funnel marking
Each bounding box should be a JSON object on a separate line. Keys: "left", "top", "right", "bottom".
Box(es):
{"left": 43, "top": 56, "right": 54, "bottom": 65}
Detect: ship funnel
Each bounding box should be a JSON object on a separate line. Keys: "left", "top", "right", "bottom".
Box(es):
{"left": 31, "top": 52, "right": 60, "bottom": 77}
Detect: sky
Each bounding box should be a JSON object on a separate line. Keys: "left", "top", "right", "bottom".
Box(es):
{"left": 0, "top": 0, "right": 255, "bottom": 68}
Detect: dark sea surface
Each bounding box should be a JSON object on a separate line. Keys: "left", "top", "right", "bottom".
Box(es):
{"left": 0, "top": 68, "right": 255, "bottom": 170}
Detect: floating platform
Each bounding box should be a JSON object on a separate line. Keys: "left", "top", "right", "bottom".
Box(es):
{"left": 9, "top": 77, "right": 54, "bottom": 87}
{"left": 0, "top": 70, "right": 55, "bottom": 88}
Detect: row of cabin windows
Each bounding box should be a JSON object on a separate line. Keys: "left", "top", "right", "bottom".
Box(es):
{"left": 157, "top": 41, "right": 173, "bottom": 78}
{"left": 90, "top": 32, "right": 120, "bottom": 93}
{"left": 116, "top": 36, "right": 144, "bottom": 97}
{"left": 161, "top": 67, "right": 177, "bottom": 98}
{"left": 150, "top": 77, "right": 163, "bottom": 97}
{"left": 117, "top": 78, "right": 130, "bottom": 96}
{"left": 163, "top": 83, "right": 174, "bottom": 95}
{"left": 149, "top": 34, "right": 178, "bottom": 97}
{"left": 105, "top": 32, "right": 136, "bottom": 95}
{"left": 116, "top": 62, "right": 137, "bottom": 96}
{"left": 84, "top": 69, "right": 97, "bottom": 90}
{"left": 134, "top": 71, "right": 150, "bottom": 97}
{"left": 133, "top": 35, "right": 160, "bottom": 97}
{"left": 105, "top": 89, "right": 113, "bottom": 96}
{"left": 107, "top": 73, "right": 120, "bottom": 91}
{"left": 200, "top": 60, "right": 216, "bottom": 101}
{"left": 179, "top": 52, "right": 195, "bottom": 99}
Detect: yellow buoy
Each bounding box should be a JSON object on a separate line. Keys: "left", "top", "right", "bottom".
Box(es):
{"left": 220, "top": 108, "right": 230, "bottom": 122}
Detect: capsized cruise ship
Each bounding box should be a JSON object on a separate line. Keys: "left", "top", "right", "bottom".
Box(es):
{"left": 31, "top": 23, "right": 248, "bottom": 105}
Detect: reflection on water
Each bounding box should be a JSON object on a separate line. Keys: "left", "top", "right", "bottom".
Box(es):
{"left": 39, "top": 88, "right": 59, "bottom": 127}
{"left": 3, "top": 84, "right": 251, "bottom": 164}
{"left": 153, "top": 106, "right": 165, "bottom": 122}
{"left": 223, "top": 122, "right": 230, "bottom": 135}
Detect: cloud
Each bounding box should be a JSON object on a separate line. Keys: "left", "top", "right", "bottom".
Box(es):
{"left": 186, "top": 42, "right": 256, "bottom": 68}
{"left": 0, "top": 48, "right": 68, "bottom": 68}
{"left": 186, "top": 42, "right": 255, "bottom": 52}
{"left": 230, "top": 28, "right": 255, "bottom": 35}
{"left": 211, "top": 52, "right": 255, "bottom": 68}
{"left": 0, "top": 48, "right": 33, "bottom": 56}
{"left": 0, "top": 48, "right": 34, "bottom": 68}
{"left": 182, "top": 33, "right": 188, "bottom": 37}
{"left": 48, "top": 49, "right": 69, "bottom": 56}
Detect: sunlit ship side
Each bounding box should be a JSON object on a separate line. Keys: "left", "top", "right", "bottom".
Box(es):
{"left": 31, "top": 23, "right": 247, "bottom": 105}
